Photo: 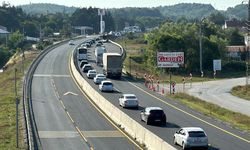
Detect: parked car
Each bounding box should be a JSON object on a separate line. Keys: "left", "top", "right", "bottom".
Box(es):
{"left": 99, "top": 80, "right": 113, "bottom": 92}
{"left": 80, "top": 60, "right": 88, "bottom": 68}
{"left": 82, "top": 64, "right": 92, "bottom": 73}
{"left": 140, "top": 107, "right": 166, "bottom": 125}
{"left": 119, "top": 94, "right": 138, "bottom": 108}
{"left": 93, "top": 74, "right": 106, "bottom": 84}
{"left": 173, "top": 127, "right": 208, "bottom": 150}
{"left": 87, "top": 70, "right": 97, "bottom": 79}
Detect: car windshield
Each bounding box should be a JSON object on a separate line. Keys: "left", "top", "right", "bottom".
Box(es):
{"left": 103, "top": 82, "right": 113, "bottom": 86}
{"left": 126, "top": 96, "right": 136, "bottom": 99}
{"left": 188, "top": 131, "right": 206, "bottom": 137}
{"left": 90, "top": 71, "right": 96, "bottom": 73}
{"left": 98, "top": 75, "right": 105, "bottom": 78}
{"left": 150, "top": 110, "right": 164, "bottom": 115}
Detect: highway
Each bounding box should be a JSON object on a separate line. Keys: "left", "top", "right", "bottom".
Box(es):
{"left": 30, "top": 37, "right": 140, "bottom": 150}
{"left": 79, "top": 40, "right": 250, "bottom": 150}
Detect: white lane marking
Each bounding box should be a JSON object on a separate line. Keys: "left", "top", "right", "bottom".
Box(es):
{"left": 63, "top": 91, "right": 78, "bottom": 96}
{"left": 126, "top": 79, "right": 250, "bottom": 144}
{"left": 33, "top": 74, "right": 70, "bottom": 77}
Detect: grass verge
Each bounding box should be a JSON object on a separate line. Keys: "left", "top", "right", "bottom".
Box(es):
{"left": 0, "top": 51, "right": 39, "bottom": 149}
{"left": 231, "top": 85, "right": 250, "bottom": 101}
{"left": 168, "top": 93, "right": 250, "bottom": 133}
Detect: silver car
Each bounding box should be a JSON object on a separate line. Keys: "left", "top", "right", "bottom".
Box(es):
{"left": 174, "top": 127, "right": 208, "bottom": 150}
{"left": 119, "top": 94, "right": 138, "bottom": 108}
{"left": 99, "top": 80, "right": 113, "bottom": 92}
{"left": 93, "top": 74, "right": 106, "bottom": 84}
{"left": 87, "top": 70, "right": 97, "bottom": 79}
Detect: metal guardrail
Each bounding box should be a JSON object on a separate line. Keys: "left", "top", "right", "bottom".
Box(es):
{"left": 23, "top": 36, "right": 83, "bottom": 150}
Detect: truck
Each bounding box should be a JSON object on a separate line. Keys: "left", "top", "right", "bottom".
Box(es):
{"left": 103, "top": 53, "right": 122, "bottom": 78}
{"left": 95, "top": 46, "right": 106, "bottom": 65}
{"left": 78, "top": 47, "right": 87, "bottom": 61}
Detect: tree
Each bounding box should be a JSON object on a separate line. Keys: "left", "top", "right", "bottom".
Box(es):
{"left": 22, "top": 21, "right": 39, "bottom": 37}
{"left": 228, "top": 29, "right": 244, "bottom": 45}
{"left": 208, "top": 12, "right": 226, "bottom": 25}
{"left": 145, "top": 21, "right": 227, "bottom": 73}
{"left": 8, "top": 30, "right": 25, "bottom": 49}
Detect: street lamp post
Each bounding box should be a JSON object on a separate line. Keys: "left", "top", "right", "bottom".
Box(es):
{"left": 199, "top": 18, "right": 206, "bottom": 75}
{"left": 199, "top": 22, "right": 203, "bottom": 74}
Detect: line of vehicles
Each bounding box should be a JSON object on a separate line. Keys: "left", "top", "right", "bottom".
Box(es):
{"left": 75, "top": 38, "right": 209, "bottom": 150}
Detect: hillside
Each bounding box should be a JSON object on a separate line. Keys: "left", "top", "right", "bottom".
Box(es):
{"left": 18, "top": 3, "right": 248, "bottom": 21}
{"left": 157, "top": 3, "right": 217, "bottom": 20}
{"left": 225, "top": 4, "right": 248, "bottom": 20}
{"left": 19, "top": 3, "right": 77, "bottom": 15}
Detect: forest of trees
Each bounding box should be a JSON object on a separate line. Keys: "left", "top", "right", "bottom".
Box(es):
{"left": 143, "top": 20, "right": 245, "bottom": 74}
{"left": 0, "top": 2, "right": 247, "bottom": 69}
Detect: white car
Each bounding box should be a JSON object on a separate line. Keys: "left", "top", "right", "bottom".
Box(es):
{"left": 87, "top": 70, "right": 97, "bottom": 79}
{"left": 119, "top": 94, "right": 138, "bottom": 108}
{"left": 99, "top": 80, "right": 113, "bottom": 92}
{"left": 82, "top": 64, "right": 92, "bottom": 73}
{"left": 173, "top": 127, "right": 208, "bottom": 150}
{"left": 69, "top": 40, "right": 74, "bottom": 45}
{"left": 93, "top": 74, "right": 106, "bottom": 84}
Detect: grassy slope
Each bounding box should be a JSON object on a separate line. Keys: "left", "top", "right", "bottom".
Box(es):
{"left": 169, "top": 93, "right": 250, "bottom": 133}
{"left": 231, "top": 85, "right": 250, "bottom": 101}
{"left": 0, "top": 51, "right": 38, "bottom": 149}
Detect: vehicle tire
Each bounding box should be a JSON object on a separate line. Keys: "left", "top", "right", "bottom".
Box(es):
{"left": 140, "top": 114, "right": 143, "bottom": 121}
{"left": 161, "top": 121, "right": 166, "bottom": 126}
{"left": 146, "top": 119, "right": 150, "bottom": 125}
{"left": 173, "top": 137, "right": 177, "bottom": 145}
{"left": 182, "top": 142, "right": 186, "bottom": 150}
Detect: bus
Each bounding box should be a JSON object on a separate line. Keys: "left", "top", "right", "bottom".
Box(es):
{"left": 78, "top": 47, "right": 87, "bottom": 61}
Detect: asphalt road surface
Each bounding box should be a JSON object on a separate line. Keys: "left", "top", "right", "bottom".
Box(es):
{"left": 186, "top": 77, "right": 250, "bottom": 117}
{"left": 31, "top": 37, "right": 140, "bottom": 150}
{"left": 79, "top": 40, "right": 250, "bottom": 150}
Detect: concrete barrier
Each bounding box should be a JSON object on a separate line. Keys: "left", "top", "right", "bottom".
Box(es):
{"left": 70, "top": 50, "right": 176, "bottom": 150}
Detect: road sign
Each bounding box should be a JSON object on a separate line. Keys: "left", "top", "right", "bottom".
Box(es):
{"left": 213, "top": 59, "right": 221, "bottom": 71}
{"left": 157, "top": 52, "right": 184, "bottom": 68}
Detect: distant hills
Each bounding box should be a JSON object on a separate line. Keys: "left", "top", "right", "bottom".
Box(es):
{"left": 19, "top": 3, "right": 77, "bottom": 15}
{"left": 19, "top": 3, "right": 247, "bottom": 20}
{"left": 157, "top": 3, "right": 217, "bottom": 20}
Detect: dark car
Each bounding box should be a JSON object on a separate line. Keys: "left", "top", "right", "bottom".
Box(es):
{"left": 140, "top": 107, "right": 166, "bottom": 125}
{"left": 80, "top": 60, "right": 88, "bottom": 68}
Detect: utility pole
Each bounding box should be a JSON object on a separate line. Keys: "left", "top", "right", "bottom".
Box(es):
{"left": 14, "top": 68, "right": 19, "bottom": 148}
{"left": 199, "top": 18, "right": 205, "bottom": 75}
{"left": 98, "top": 9, "right": 105, "bottom": 34}
{"left": 199, "top": 22, "right": 202, "bottom": 74}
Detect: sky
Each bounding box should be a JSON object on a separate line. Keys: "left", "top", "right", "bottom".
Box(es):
{"left": 2, "top": 0, "right": 245, "bottom": 10}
